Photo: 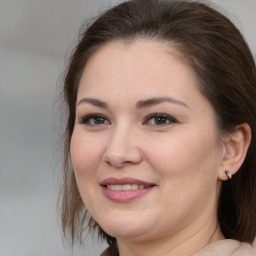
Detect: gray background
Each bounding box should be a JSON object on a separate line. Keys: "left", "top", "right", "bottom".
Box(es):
{"left": 0, "top": 0, "right": 255, "bottom": 255}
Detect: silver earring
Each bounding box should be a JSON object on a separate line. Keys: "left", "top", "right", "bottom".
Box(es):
{"left": 225, "top": 170, "right": 232, "bottom": 179}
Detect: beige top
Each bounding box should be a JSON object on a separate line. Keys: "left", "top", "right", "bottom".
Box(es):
{"left": 101, "top": 239, "right": 256, "bottom": 256}
{"left": 195, "top": 239, "right": 256, "bottom": 256}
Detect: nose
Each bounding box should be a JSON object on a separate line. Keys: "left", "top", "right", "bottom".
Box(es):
{"left": 102, "top": 125, "right": 143, "bottom": 168}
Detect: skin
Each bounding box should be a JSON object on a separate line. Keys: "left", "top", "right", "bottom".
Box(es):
{"left": 70, "top": 39, "right": 249, "bottom": 255}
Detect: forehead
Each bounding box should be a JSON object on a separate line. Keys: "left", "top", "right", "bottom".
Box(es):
{"left": 78, "top": 39, "right": 199, "bottom": 98}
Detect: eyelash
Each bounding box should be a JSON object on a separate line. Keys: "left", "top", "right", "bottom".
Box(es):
{"left": 143, "top": 113, "right": 177, "bottom": 126}
{"left": 78, "top": 113, "right": 110, "bottom": 126}
{"left": 78, "top": 113, "right": 177, "bottom": 127}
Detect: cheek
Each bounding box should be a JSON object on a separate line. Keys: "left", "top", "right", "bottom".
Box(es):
{"left": 70, "top": 130, "right": 103, "bottom": 178}
{"left": 70, "top": 130, "right": 105, "bottom": 213}
{"left": 145, "top": 128, "right": 221, "bottom": 180}
{"left": 146, "top": 131, "right": 221, "bottom": 222}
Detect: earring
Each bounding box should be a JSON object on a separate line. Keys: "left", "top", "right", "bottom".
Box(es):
{"left": 225, "top": 170, "right": 232, "bottom": 179}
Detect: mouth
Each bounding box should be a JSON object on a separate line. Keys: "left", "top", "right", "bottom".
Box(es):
{"left": 100, "top": 177, "right": 156, "bottom": 202}
{"left": 105, "top": 184, "right": 153, "bottom": 191}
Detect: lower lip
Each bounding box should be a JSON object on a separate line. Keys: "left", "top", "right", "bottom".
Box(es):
{"left": 102, "top": 186, "right": 154, "bottom": 203}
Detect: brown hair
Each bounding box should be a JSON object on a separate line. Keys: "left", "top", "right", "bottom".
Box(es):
{"left": 60, "top": 0, "right": 256, "bottom": 254}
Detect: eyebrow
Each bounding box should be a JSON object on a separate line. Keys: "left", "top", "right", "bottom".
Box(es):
{"left": 136, "top": 97, "right": 188, "bottom": 109}
{"left": 76, "top": 98, "right": 108, "bottom": 108}
{"left": 76, "top": 97, "right": 188, "bottom": 109}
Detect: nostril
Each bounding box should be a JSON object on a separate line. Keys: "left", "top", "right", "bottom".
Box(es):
{"left": 102, "top": 146, "right": 143, "bottom": 167}
{"left": 104, "top": 160, "right": 112, "bottom": 166}
{"left": 104, "top": 159, "right": 137, "bottom": 168}
{"left": 122, "top": 160, "right": 135, "bottom": 166}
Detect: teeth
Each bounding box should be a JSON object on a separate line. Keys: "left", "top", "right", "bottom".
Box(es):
{"left": 123, "top": 184, "right": 131, "bottom": 191}
{"left": 107, "top": 184, "right": 146, "bottom": 191}
{"left": 131, "top": 184, "right": 138, "bottom": 190}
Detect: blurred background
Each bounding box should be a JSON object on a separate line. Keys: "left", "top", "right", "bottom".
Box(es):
{"left": 0, "top": 0, "right": 255, "bottom": 255}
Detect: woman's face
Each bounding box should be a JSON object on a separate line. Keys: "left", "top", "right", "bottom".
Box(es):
{"left": 70, "top": 40, "right": 225, "bottom": 242}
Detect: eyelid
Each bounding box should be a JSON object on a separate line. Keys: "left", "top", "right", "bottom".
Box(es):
{"left": 78, "top": 113, "right": 111, "bottom": 126}
{"left": 143, "top": 113, "right": 178, "bottom": 125}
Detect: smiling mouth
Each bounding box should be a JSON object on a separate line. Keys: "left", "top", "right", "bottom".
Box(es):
{"left": 101, "top": 178, "right": 156, "bottom": 202}
{"left": 105, "top": 184, "right": 153, "bottom": 191}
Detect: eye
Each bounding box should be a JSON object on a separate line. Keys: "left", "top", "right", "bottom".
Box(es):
{"left": 144, "top": 113, "right": 177, "bottom": 126}
{"left": 78, "top": 114, "right": 110, "bottom": 126}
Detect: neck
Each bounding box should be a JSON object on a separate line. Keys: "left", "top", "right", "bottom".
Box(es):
{"left": 117, "top": 215, "right": 224, "bottom": 256}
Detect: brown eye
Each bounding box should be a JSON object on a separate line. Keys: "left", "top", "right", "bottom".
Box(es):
{"left": 154, "top": 116, "right": 168, "bottom": 125}
{"left": 93, "top": 117, "right": 106, "bottom": 124}
{"left": 144, "top": 113, "right": 177, "bottom": 126}
{"left": 79, "top": 114, "right": 110, "bottom": 126}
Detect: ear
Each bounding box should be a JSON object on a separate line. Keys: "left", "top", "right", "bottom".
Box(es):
{"left": 218, "top": 123, "right": 251, "bottom": 181}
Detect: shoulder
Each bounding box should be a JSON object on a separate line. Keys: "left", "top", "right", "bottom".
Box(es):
{"left": 195, "top": 239, "right": 256, "bottom": 256}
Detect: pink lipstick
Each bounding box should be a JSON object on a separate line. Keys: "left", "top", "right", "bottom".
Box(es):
{"left": 101, "top": 178, "right": 155, "bottom": 203}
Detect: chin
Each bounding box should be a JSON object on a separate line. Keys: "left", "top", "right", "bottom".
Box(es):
{"left": 96, "top": 214, "right": 152, "bottom": 240}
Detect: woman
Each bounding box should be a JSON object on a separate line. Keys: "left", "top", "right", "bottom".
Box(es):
{"left": 60, "top": 0, "right": 256, "bottom": 255}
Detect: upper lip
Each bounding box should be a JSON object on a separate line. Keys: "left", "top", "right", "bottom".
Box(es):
{"left": 100, "top": 177, "right": 155, "bottom": 186}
